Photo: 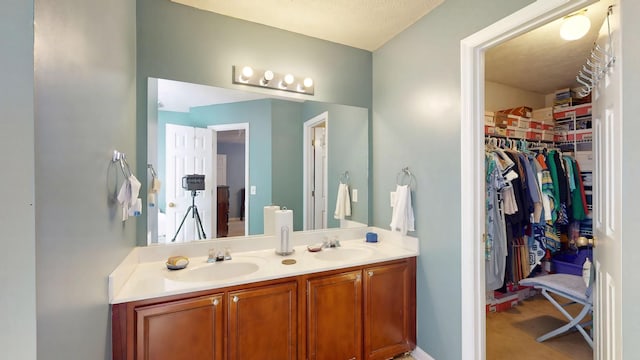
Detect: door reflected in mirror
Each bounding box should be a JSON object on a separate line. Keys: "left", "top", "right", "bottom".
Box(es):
{"left": 147, "top": 77, "right": 369, "bottom": 245}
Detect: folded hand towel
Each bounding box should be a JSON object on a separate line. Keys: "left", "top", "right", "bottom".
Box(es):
{"left": 117, "top": 175, "right": 142, "bottom": 221}
{"left": 334, "top": 183, "right": 351, "bottom": 220}
{"left": 390, "top": 184, "right": 414, "bottom": 235}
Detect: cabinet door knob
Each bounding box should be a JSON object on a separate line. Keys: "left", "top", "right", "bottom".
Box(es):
{"left": 168, "top": 202, "right": 176, "bottom": 208}
{"left": 368, "top": 271, "right": 374, "bottom": 277}
{"left": 233, "top": 296, "right": 239, "bottom": 303}
{"left": 211, "top": 298, "right": 219, "bottom": 306}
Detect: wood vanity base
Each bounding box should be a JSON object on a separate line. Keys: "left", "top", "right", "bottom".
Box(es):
{"left": 112, "top": 257, "right": 416, "bottom": 360}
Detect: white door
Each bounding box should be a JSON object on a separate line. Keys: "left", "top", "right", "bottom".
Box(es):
{"left": 592, "top": 3, "right": 622, "bottom": 359}
{"left": 312, "top": 127, "right": 327, "bottom": 229}
{"left": 165, "top": 124, "right": 216, "bottom": 242}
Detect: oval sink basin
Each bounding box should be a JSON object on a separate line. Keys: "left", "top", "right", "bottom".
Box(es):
{"left": 313, "top": 247, "right": 374, "bottom": 262}
{"left": 166, "top": 261, "right": 260, "bottom": 282}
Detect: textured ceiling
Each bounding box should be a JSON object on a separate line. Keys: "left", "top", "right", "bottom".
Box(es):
{"left": 171, "top": 0, "right": 445, "bottom": 51}
{"left": 485, "top": 1, "right": 610, "bottom": 95}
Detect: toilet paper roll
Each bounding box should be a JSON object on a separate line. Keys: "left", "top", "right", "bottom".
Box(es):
{"left": 274, "top": 209, "right": 293, "bottom": 253}
{"left": 263, "top": 205, "right": 281, "bottom": 235}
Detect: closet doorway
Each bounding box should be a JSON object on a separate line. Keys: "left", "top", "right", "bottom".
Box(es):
{"left": 460, "top": 0, "right": 623, "bottom": 359}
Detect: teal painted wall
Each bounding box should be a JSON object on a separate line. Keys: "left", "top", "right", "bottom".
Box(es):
{"left": 303, "top": 102, "right": 369, "bottom": 228}
{"left": 137, "top": 0, "right": 372, "bottom": 243}
{"left": 34, "top": 0, "right": 137, "bottom": 359}
{"left": 190, "top": 100, "right": 272, "bottom": 235}
{"left": 271, "top": 99, "right": 305, "bottom": 229}
{"left": 1, "top": 0, "right": 36, "bottom": 358}
{"left": 372, "top": 0, "right": 533, "bottom": 358}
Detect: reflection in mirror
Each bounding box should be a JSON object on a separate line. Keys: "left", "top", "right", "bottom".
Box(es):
{"left": 147, "top": 78, "right": 369, "bottom": 244}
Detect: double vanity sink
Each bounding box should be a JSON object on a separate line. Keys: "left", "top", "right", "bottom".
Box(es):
{"left": 165, "top": 245, "right": 373, "bottom": 283}
{"left": 110, "top": 228, "right": 414, "bottom": 303}
{"left": 110, "top": 227, "right": 419, "bottom": 360}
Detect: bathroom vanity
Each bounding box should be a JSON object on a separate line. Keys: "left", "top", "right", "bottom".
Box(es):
{"left": 110, "top": 227, "right": 418, "bottom": 360}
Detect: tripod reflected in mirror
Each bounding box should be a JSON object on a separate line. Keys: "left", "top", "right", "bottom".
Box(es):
{"left": 172, "top": 175, "right": 207, "bottom": 242}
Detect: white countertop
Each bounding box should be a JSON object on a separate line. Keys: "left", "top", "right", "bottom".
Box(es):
{"left": 109, "top": 227, "right": 418, "bottom": 304}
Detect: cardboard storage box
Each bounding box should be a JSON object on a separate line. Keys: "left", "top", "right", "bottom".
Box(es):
{"left": 554, "top": 129, "right": 593, "bottom": 142}
{"left": 526, "top": 129, "right": 543, "bottom": 141}
{"left": 506, "top": 127, "right": 526, "bottom": 139}
{"left": 532, "top": 107, "right": 553, "bottom": 121}
{"left": 541, "top": 123, "right": 554, "bottom": 131}
{"left": 488, "top": 293, "right": 519, "bottom": 312}
{"left": 528, "top": 120, "right": 542, "bottom": 130}
{"left": 498, "top": 106, "right": 533, "bottom": 118}
{"left": 554, "top": 103, "right": 592, "bottom": 120}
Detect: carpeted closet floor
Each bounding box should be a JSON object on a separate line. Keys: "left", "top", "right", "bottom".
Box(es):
{"left": 486, "top": 292, "right": 592, "bottom": 359}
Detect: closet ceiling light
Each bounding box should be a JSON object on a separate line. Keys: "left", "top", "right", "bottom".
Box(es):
{"left": 560, "top": 12, "right": 591, "bottom": 41}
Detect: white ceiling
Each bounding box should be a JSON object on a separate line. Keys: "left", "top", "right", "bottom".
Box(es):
{"left": 485, "top": 1, "right": 610, "bottom": 95}
{"left": 171, "top": 0, "right": 445, "bottom": 51}
{"left": 157, "top": 78, "right": 270, "bottom": 112}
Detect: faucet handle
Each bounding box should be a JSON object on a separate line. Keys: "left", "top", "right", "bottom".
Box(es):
{"left": 207, "top": 248, "right": 216, "bottom": 263}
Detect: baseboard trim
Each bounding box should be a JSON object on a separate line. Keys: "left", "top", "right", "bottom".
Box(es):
{"left": 412, "top": 346, "right": 436, "bottom": 360}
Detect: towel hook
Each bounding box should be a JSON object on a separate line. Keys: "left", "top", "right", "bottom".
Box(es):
{"left": 339, "top": 171, "right": 350, "bottom": 184}
{"left": 112, "top": 150, "right": 132, "bottom": 178}
{"left": 147, "top": 164, "right": 158, "bottom": 179}
{"left": 396, "top": 167, "right": 415, "bottom": 188}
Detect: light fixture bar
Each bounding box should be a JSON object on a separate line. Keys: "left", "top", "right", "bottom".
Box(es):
{"left": 232, "top": 65, "right": 314, "bottom": 95}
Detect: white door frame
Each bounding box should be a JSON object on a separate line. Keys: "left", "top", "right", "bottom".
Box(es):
{"left": 459, "top": 0, "right": 598, "bottom": 358}
{"left": 303, "top": 112, "right": 329, "bottom": 230}
{"left": 209, "top": 123, "right": 250, "bottom": 236}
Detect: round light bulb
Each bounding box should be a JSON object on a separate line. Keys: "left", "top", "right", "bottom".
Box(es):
{"left": 263, "top": 70, "right": 274, "bottom": 81}
{"left": 303, "top": 78, "right": 314, "bottom": 88}
{"left": 241, "top": 66, "right": 254, "bottom": 78}
{"left": 284, "top": 74, "right": 295, "bottom": 85}
{"left": 560, "top": 14, "right": 591, "bottom": 41}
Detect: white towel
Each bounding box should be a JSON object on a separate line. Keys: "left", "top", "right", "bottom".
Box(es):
{"left": 117, "top": 175, "right": 142, "bottom": 221}
{"left": 333, "top": 183, "right": 351, "bottom": 220}
{"left": 390, "top": 184, "right": 415, "bottom": 235}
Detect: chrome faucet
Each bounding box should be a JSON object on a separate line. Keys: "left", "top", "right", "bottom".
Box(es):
{"left": 207, "top": 248, "right": 231, "bottom": 263}
{"left": 323, "top": 236, "right": 341, "bottom": 248}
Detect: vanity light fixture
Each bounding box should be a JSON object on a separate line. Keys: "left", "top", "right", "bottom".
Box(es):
{"left": 232, "top": 65, "right": 314, "bottom": 95}
{"left": 261, "top": 70, "right": 274, "bottom": 85}
{"left": 239, "top": 66, "right": 254, "bottom": 83}
{"left": 560, "top": 10, "right": 590, "bottom": 41}
{"left": 280, "top": 74, "right": 295, "bottom": 89}
{"left": 298, "top": 77, "right": 314, "bottom": 92}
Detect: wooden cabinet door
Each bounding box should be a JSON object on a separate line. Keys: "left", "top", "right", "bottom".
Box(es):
{"left": 135, "top": 294, "right": 224, "bottom": 360}
{"left": 307, "top": 270, "right": 363, "bottom": 360}
{"left": 227, "top": 282, "right": 297, "bottom": 360}
{"left": 363, "top": 259, "right": 416, "bottom": 360}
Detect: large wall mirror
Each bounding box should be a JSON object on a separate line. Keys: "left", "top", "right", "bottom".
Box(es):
{"left": 146, "top": 78, "right": 369, "bottom": 244}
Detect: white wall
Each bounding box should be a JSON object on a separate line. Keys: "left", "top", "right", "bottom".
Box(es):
{"left": 485, "top": 80, "right": 546, "bottom": 112}
{"left": 620, "top": 0, "right": 640, "bottom": 356}
{"left": 0, "top": 1, "right": 36, "bottom": 358}
{"left": 34, "top": 1, "right": 137, "bottom": 358}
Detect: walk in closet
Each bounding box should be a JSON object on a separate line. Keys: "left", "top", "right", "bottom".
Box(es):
{"left": 481, "top": 2, "right": 612, "bottom": 358}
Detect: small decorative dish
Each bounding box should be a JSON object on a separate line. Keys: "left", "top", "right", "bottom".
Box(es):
{"left": 166, "top": 262, "right": 188, "bottom": 271}
{"left": 307, "top": 244, "right": 323, "bottom": 252}
{"left": 166, "top": 255, "right": 189, "bottom": 270}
